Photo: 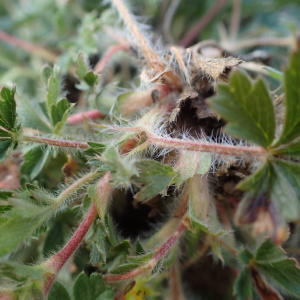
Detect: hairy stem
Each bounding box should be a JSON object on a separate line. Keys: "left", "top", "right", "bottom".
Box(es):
{"left": 43, "top": 202, "right": 98, "bottom": 296}
{"left": 147, "top": 132, "right": 268, "bottom": 157}
{"left": 23, "top": 135, "right": 89, "bottom": 149}
{"left": 104, "top": 222, "right": 185, "bottom": 282}
{"left": 179, "top": 0, "right": 229, "bottom": 47}
{"left": 110, "top": 0, "right": 163, "bottom": 70}
{"left": 0, "top": 29, "right": 57, "bottom": 63}
{"left": 56, "top": 170, "right": 99, "bottom": 203}
{"left": 110, "top": 0, "right": 182, "bottom": 88}
{"left": 94, "top": 124, "right": 268, "bottom": 157}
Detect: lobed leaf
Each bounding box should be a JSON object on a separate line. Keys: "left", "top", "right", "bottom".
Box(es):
{"left": 132, "top": 160, "right": 177, "bottom": 202}
{"left": 0, "top": 86, "right": 17, "bottom": 129}
{"left": 20, "top": 145, "right": 51, "bottom": 180}
{"left": 251, "top": 239, "right": 300, "bottom": 296}
{"left": 274, "top": 47, "right": 300, "bottom": 146}
{"left": 73, "top": 272, "right": 113, "bottom": 300}
{"left": 46, "top": 67, "right": 60, "bottom": 112}
{"left": 49, "top": 282, "right": 71, "bottom": 300}
{"left": 272, "top": 140, "right": 300, "bottom": 158}
{"left": 234, "top": 267, "right": 253, "bottom": 300}
{"left": 210, "top": 72, "right": 275, "bottom": 148}
{"left": 0, "top": 139, "right": 13, "bottom": 160}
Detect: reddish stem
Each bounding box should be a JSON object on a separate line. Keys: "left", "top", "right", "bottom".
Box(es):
{"left": 104, "top": 223, "right": 185, "bottom": 282}
{"left": 0, "top": 29, "right": 57, "bottom": 62}
{"left": 179, "top": 0, "right": 230, "bottom": 47}
{"left": 23, "top": 135, "right": 89, "bottom": 149}
{"left": 147, "top": 132, "right": 267, "bottom": 157}
{"left": 67, "top": 110, "right": 106, "bottom": 125}
{"left": 94, "top": 44, "right": 130, "bottom": 74}
{"left": 43, "top": 202, "right": 98, "bottom": 296}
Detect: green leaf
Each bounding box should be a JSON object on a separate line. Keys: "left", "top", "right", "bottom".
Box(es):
{"left": 255, "top": 259, "right": 300, "bottom": 296}
{"left": 0, "top": 214, "right": 49, "bottom": 257}
{"left": 84, "top": 142, "right": 106, "bottom": 156}
{"left": 0, "top": 261, "right": 46, "bottom": 282}
{"left": 42, "top": 65, "right": 53, "bottom": 84}
{"left": 274, "top": 48, "right": 300, "bottom": 145}
{"left": 270, "top": 159, "right": 300, "bottom": 220}
{"left": 102, "top": 146, "right": 135, "bottom": 186}
{"left": 90, "top": 221, "right": 108, "bottom": 265}
{"left": 76, "top": 51, "right": 89, "bottom": 80}
{"left": 262, "top": 66, "right": 283, "bottom": 81}
{"left": 76, "top": 52, "right": 98, "bottom": 87}
{"left": 0, "top": 205, "right": 12, "bottom": 213}
{"left": 234, "top": 268, "right": 253, "bottom": 300}
{"left": 272, "top": 140, "right": 300, "bottom": 158}
{"left": 210, "top": 72, "right": 275, "bottom": 148}
{"left": 110, "top": 262, "right": 140, "bottom": 274}
{"left": 0, "top": 86, "right": 16, "bottom": 129}
{"left": 0, "top": 139, "right": 13, "bottom": 160}
{"left": 174, "top": 151, "right": 211, "bottom": 186}
{"left": 106, "top": 240, "right": 131, "bottom": 270}
{"left": 0, "top": 190, "right": 13, "bottom": 200}
{"left": 238, "top": 248, "right": 254, "bottom": 264}
{"left": 50, "top": 97, "right": 70, "bottom": 126}
{"left": 20, "top": 145, "right": 51, "bottom": 180}
{"left": 135, "top": 239, "right": 146, "bottom": 256}
{"left": 84, "top": 71, "right": 99, "bottom": 87}
{"left": 49, "top": 282, "right": 71, "bottom": 300}
{"left": 73, "top": 272, "right": 113, "bottom": 300}
{"left": 17, "top": 96, "right": 52, "bottom": 133}
{"left": 43, "top": 221, "right": 69, "bottom": 256}
{"left": 46, "top": 66, "right": 60, "bottom": 115}
{"left": 237, "top": 162, "right": 270, "bottom": 192}
{"left": 132, "top": 160, "right": 177, "bottom": 201}
{"left": 255, "top": 239, "right": 285, "bottom": 262}
{"left": 127, "top": 251, "right": 157, "bottom": 264}
{"left": 253, "top": 239, "right": 300, "bottom": 296}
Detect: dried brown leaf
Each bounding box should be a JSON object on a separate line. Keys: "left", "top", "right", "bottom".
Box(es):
{"left": 193, "top": 54, "right": 242, "bottom": 82}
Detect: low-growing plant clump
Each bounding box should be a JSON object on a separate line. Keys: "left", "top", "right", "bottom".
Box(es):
{"left": 1, "top": 0, "right": 300, "bottom": 299}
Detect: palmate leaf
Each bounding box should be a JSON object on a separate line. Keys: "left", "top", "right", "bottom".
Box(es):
{"left": 132, "top": 160, "right": 177, "bottom": 202}
{"left": 254, "top": 239, "right": 300, "bottom": 296}
{"left": 237, "top": 159, "right": 300, "bottom": 223}
{"left": 272, "top": 140, "right": 300, "bottom": 158}
{"left": 49, "top": 282, "right": 71, "bottom": 300}
{"left": 0, "top": 86, "right": 16, "bottom": 129}
{"left": 234, "top": 267, "right": 253, "bottom": 300}
{"left": 274, "top": 47, "right": 300, "bottom": 146}
{"left": 20, "top": 145, "right": 51, "bottom": 180}
{"left": 17, "top": 96, "right": 52, "bottom": 133}
{"left": 210, "top": 71, "right": 275, "bottom": 148}
{"left": 0, "top": 188, "right": 56, "bottom": 256}
{"left": 90, "top": 221, "right": 108, "bottom": 265}
{"left": 73, "top": 272, "right": 114, "bottom": 300}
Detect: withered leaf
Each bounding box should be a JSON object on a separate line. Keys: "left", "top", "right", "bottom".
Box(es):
{"left": 194, "top": 55, "right": 242, "bottom": 82}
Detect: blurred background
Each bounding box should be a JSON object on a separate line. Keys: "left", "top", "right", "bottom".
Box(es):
{"left": 0, "top": 0, "right": 299, "bottom": 97}
{"left": 1, "top": 1, "right": 300, "bottom": 299}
